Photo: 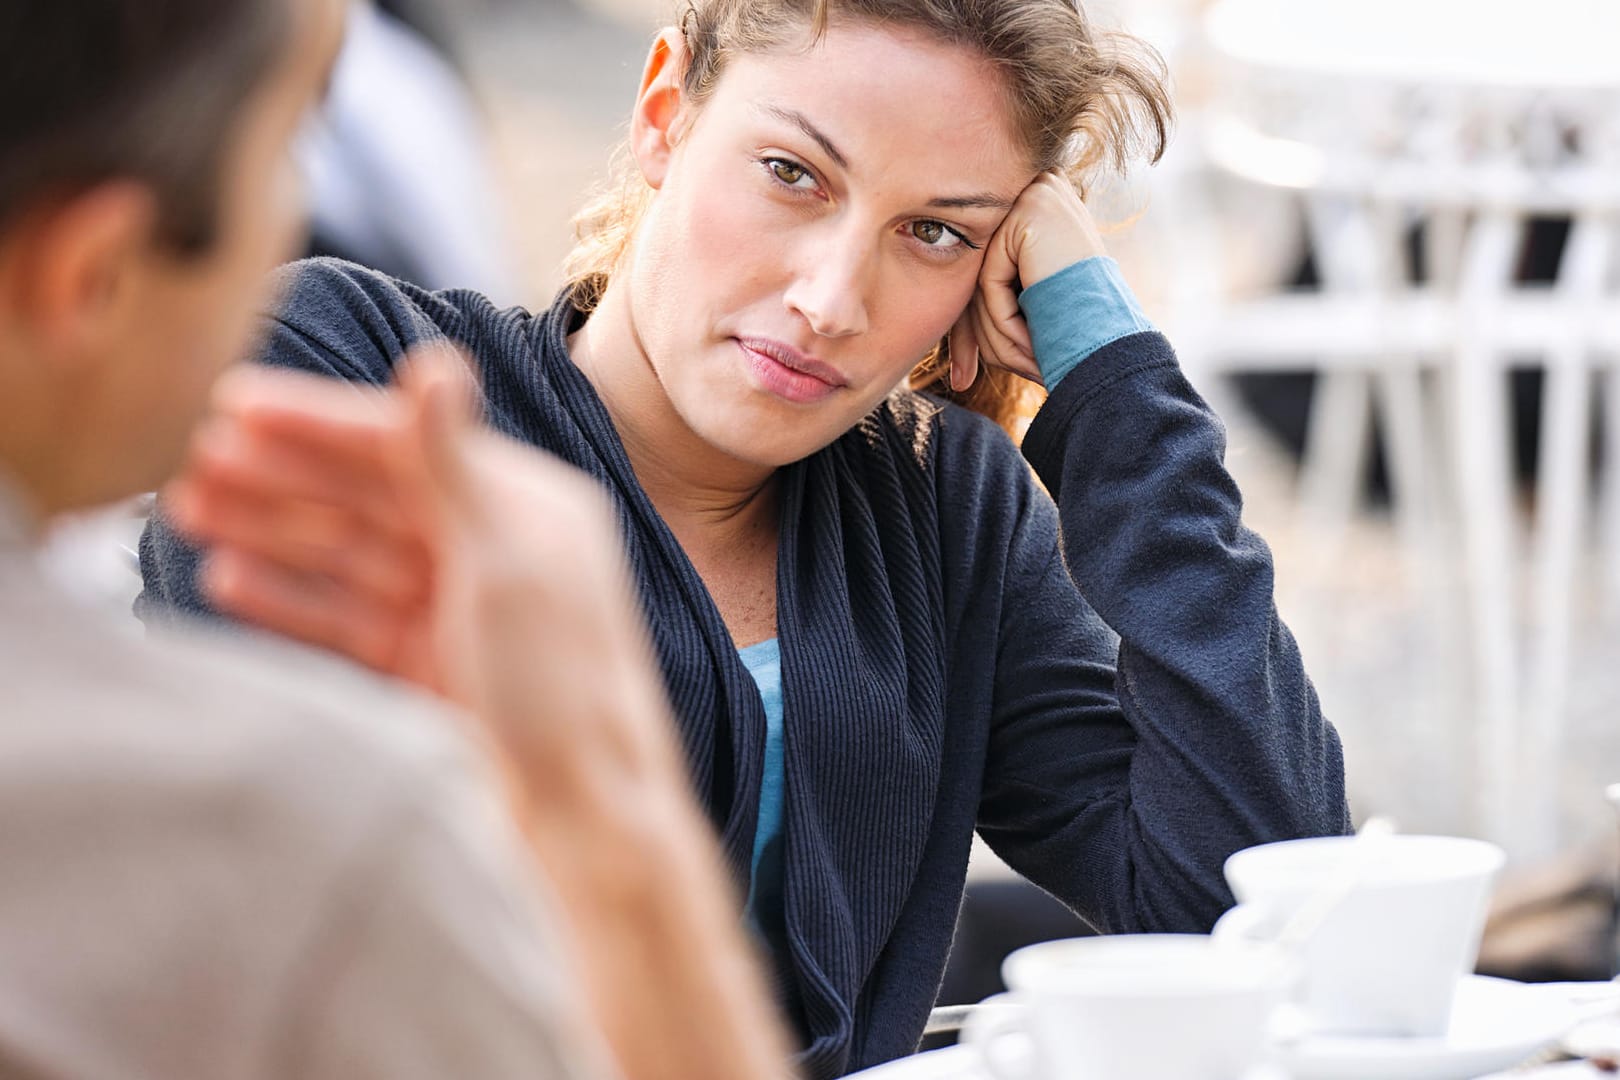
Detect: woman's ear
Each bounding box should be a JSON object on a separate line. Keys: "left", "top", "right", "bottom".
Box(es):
{"left": 629, "top": 27, "right": 691, "bottom": 190}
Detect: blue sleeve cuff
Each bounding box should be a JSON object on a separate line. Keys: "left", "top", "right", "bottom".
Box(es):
{"left": 1017, "top": 256, "right": 1155, "bottom": 391}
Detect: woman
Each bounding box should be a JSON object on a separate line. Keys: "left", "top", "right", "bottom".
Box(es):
{"left": 141, "top": 1, "right": 1351, "bottom": 1075}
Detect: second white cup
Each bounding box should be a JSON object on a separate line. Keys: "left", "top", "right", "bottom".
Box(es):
{"left": 1216, "top": 834, "right": 1505, "bottom": 1037}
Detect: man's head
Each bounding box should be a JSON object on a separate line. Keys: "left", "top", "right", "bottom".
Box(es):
{"left": 0, "top": 0, "right": 345, "bottom": 517}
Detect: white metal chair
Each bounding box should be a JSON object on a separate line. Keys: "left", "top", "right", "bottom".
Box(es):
{"left": 1161, "top": 0, "right": 1620, "bottom": 857}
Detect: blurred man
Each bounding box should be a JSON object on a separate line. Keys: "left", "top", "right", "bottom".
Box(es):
{"left": 0, "top": 1, "right": 788, "bottom": 1077}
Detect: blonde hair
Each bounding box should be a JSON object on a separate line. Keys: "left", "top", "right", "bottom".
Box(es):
{"left": 565, "top": 0, "right": 1172, "bottom": 438}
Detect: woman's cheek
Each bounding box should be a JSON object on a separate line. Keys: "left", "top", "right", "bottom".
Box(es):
{"left": 687, "top": 164, "right": 773, "bottom": 247}
{"left": 883, "top": 273, "right": 974, "bottom": 362}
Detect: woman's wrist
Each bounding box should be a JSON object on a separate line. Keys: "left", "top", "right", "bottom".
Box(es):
{"left": 1018, "top": 256, "right": 1156, "bottom": 391}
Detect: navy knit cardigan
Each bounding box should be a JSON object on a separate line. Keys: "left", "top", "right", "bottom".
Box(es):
{"left": 139, "top": 259, "right": 1351, "bottom": 1079}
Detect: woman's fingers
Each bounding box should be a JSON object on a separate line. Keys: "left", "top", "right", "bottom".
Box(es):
{"left": 954, "top": 170, "right": 1119, "bottom": 386}
{"left": 1010, "top": 172, "right": 1109, "bottom": 290}
{"left": 970, "top": 290, "right": 1041, "bottom": 383}
{"left": 967, "top": 203, "right": 1039, "bottom": 382}
{"left": 947, "top": 310, "right": 979, "bottom": 393}
{"left": 968, "top": 295, "right": 1009, "bottom": 372}
{"left": 977, "top": 267, "right": 1034, "bottom": 357}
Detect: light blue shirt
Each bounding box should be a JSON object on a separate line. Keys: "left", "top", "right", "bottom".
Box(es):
{"left": 739, "top": 638, "right": 787, "bottom": 947}
{"left": 1019, "top": 256, "right": 1155, "bottom": 390}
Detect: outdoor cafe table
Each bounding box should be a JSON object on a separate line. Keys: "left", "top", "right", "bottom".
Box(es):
{"left": 848, "top": 1050, "right": 1610, "bottom": 1080}
{"left": 844, "top": 981, "right": 1620, "bottom": 1079}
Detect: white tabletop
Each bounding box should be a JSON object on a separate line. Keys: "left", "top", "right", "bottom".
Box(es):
{"left": 848, "top": 1045, "right": 980, "bottom": 1080}
{"left": 1203, "top": 0, "right": 1620, "bottom": 89}
{"left": 847, "top": 982, "right": 1620, "bottom": 1080}
{"left": 850, "top": 1044, "right": 1607, "bottom": 1080}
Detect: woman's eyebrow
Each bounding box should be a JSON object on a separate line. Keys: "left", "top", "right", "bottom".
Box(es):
{"left": 756, "top": 103, "right": 1016, "bottom": 212}
{"left": 926, "top": 193, "right": 1016, "bottom": 211}
{"left": 759, "top": 104, "right": 850, "bottom": 171}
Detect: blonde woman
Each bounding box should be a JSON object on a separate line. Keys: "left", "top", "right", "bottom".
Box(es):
{"left": 142, "top": 1, "right": 1351, "bottom": 1075}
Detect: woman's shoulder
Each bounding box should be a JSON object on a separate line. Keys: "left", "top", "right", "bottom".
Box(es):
{"left": 835, "top": 387, "right": 1052, "bottom": 576}
{"left": 264, "top": 258, "right": 545, "bottom": 385}
{"left": 857, "top": 386, "right": 1033, "bottom": 488}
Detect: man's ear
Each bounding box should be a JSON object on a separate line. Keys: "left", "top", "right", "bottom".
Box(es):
{"left": 629, "top": 27, "right": 692, "bottom": 191}
{"left": 0, "top": 182, "right": 158, "bottom": 354}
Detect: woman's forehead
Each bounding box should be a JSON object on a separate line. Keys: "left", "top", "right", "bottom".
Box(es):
{"left": 709, "top": 24, "right": 1033, "bottom": 190}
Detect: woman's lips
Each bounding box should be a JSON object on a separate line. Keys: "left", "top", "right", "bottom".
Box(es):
{"left": 736, "top": 337, "right": 846, "bottom": 404}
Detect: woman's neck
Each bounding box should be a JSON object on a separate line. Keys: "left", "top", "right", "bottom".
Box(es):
{"left": 566, "top": 277, "right": 778, "bottom": 545}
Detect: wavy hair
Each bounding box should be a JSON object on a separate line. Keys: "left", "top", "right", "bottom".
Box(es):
{"left": 565, "top": 0, "right": 1171, "bottom": 437}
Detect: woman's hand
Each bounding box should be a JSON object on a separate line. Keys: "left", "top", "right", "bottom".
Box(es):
{"left": 948, "top": 171, "right": 1110, "bottom": 392}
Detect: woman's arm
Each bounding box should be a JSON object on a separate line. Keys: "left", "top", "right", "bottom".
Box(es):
{"left": 966, "top": 175, "right": 1350, "bottom": 934}
{"left": 973, "top": 331, "right": 1351, "bottom": 933}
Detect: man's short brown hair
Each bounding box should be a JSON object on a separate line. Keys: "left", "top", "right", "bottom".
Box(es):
{"left": 0, "top": 0, "right": 292, "bottom": 254}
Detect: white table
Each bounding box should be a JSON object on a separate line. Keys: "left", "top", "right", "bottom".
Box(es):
{"left": 1193, "top": 0, "right": 1620, "bottom": 857}
{"left": 848, "top": 982, "right": 1620, "bottom": 1080}
{"left": 850, "top": 1052, "right": 1607, "bottom": 1080}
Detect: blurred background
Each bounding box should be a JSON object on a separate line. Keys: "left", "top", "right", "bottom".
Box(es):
{"left": 46, "top": 0, "right": 1620, "bottom": 995}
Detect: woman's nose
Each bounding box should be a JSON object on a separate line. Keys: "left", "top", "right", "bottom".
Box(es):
{"left": 782, "top": 230, "right": 873, "bottom": 339}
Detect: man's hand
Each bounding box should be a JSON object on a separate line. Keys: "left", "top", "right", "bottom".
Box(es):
{"left": 168, "top": 349, "right": 671, "bottom": 779}
{"left": 168, "top": 359, "right": 442, "bottom": 687}
{"left": 166, "top": 350, "right": 795, "bottom": 1080}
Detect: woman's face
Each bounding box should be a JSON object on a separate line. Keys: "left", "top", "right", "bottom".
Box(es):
{"left": 624, "top": 21, "right": 1034, "bottom": 467}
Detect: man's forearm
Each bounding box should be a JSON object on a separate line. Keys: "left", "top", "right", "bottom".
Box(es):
{"left": 434, "top": 439, "right": 793, "bottom": 1080}
{"left": 517, "top": 774, "right": 793, "bottom": 1080}
{"left": 496, "top": 640, "right": 793, "bottom": 1080}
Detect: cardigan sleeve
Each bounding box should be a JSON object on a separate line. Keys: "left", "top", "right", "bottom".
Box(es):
{"left": 972, "top": 330, "right": 1351, "bottom": 934}
{"left": 136, "top": 259, "right": 453, "bottom": 626}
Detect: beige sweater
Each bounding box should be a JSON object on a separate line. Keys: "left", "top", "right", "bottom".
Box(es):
{"left": 0, "top": 482, "right": 612, "bottom": 1080}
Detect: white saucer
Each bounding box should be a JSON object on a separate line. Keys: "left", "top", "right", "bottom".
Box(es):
{"left": 1555, "top": 977, "right": 1620, "bottom": 1064}
{"left": 1278, "top": 975, "right": 1573, "bottom": 1080}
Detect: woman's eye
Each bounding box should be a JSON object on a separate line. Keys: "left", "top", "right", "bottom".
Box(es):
{"left": 911, "top": 220, "right": 964, "bottom": 249}
{"left": 767, "top": 158, "right": 815, "bottom": 190}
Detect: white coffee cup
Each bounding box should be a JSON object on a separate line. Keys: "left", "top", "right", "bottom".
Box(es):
{"left": 960, "top": 934, "right": 1297, "bottom": 1080}
{"left": 1215, "top": 834, "right": 1505, "bottom": 1037}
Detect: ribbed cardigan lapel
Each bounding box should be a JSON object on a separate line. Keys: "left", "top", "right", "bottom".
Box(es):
{"left": 778, "top": 400, "right": 947, "bottom": 1077}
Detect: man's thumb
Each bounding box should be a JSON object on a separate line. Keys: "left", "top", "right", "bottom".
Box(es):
{"left": 396, "top": 344, "right": 483, "bottom": 507}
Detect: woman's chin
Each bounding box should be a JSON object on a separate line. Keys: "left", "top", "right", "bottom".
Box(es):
{"left": 685, "top": 413, "right": 837, "bottom": 470}
{"left": 712, "top": 430, "right": 822, "bottom": 469}
{"left": 675, "top": 393, "right": 851, "bottom": 470}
